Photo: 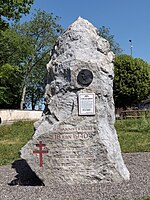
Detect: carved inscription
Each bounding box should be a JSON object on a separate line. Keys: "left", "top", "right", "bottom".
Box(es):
{"left": 49, "top": 132, "right": 92, "bottom": 141}
{"left": 47, "top": 126, "right": 98, "bottom": 173}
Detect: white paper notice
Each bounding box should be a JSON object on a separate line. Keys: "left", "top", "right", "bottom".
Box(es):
{"left": 78, "top": 93, "right": 95, "bottom": 115}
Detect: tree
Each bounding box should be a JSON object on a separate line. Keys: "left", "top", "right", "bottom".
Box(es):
{"left": 0, "top": 28, "right": 34, "bottom": 109}
{"left": 13, "top": 10, "right": 63, "bottom": 109}
{"left": 97, "top": 26, "right": 122, "bottom": 55}
{"left": 114, "top": 54, "right": 150, "bottom": 108}
{"left": 23, "top": 54, "right": 48, "bottom": 110}
{"left": 0, "top": 0, "right": 34, "bottom": 30}
{"left": 24, "top": 61, "right": 46, "bottom": 110}
{"left": 0, "top": 64, "right": 23, "bottom": 108}
{"left": 0, "top": 28, "right": 34, "bottom": 67}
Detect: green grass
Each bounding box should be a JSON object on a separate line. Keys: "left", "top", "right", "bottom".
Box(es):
{"left": 138, "top": 197, "right": 150, "bottom": 200}
{"left": 0, "top": 118, "right": 150, "bottom": 166}
{"left": 115, "top": 117, "right": 150, "bottom": 153}
{"left": 0, "top": 121, "right": 34, "bottom": 166}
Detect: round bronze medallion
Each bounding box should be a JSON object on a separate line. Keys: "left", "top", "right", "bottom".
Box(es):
{"left": 77, "top": 69, "right": 93, "bottom": 86}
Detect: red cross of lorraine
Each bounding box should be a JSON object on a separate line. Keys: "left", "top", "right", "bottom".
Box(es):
{"left": 33, "top": 141, "right": 48, "bottom": 168}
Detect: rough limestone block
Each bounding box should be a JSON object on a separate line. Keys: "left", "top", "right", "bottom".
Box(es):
{"left": 20, "top": 17, "right": 130, "bottom": 185}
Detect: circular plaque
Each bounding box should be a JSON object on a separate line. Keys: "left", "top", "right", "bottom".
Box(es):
{"left": 77, "top": 69, "right": 93, "bottom": 86}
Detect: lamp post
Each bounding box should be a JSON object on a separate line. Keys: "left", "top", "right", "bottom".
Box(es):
{"left": 129, "top": 40, "right": 133, "bottom": 57}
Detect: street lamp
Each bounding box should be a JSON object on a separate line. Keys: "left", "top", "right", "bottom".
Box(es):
{"left": 129, "top": 40, "right": 133, "bottom": 56}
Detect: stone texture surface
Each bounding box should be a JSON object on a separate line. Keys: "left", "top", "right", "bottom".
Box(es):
{"left": 20, "top": 17, "right": 130, "bottom": 185}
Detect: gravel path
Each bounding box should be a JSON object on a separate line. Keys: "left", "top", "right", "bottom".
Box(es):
{"left": 0, "top": 152, "right": 150, "bottom": 200}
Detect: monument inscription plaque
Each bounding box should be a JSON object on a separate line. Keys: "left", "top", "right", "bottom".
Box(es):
{"left": 78, "top": 93, "right": 95, "bottom": 115}
{"left": 20, "top": 17, "right": 130, "bottom": 185}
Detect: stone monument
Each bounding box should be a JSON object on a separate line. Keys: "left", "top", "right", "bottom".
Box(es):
{"left": 20, "top": 17, "right": 130, "bottom": 185}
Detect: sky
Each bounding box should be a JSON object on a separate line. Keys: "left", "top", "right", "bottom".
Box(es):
{"left": 21, "top": 0, "right": 150, "bottom": 64}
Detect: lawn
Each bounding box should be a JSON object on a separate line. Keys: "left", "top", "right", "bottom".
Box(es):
{"left": 0, "top": 117, "right": 150, "bottom": 166}
{"left": 115, "top": 117, "right": 150, "bottom": 152}
{"left": 0, "top": 121, "right": 34, "bottom": 166}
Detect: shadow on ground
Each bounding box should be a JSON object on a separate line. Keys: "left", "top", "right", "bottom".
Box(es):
{"left": 8, "top": 159, "right": 44, "bottom": 186}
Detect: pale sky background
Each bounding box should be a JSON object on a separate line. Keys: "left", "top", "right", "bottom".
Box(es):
{"left": 21, "top": 0, "right": 150, "bottom": 64}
